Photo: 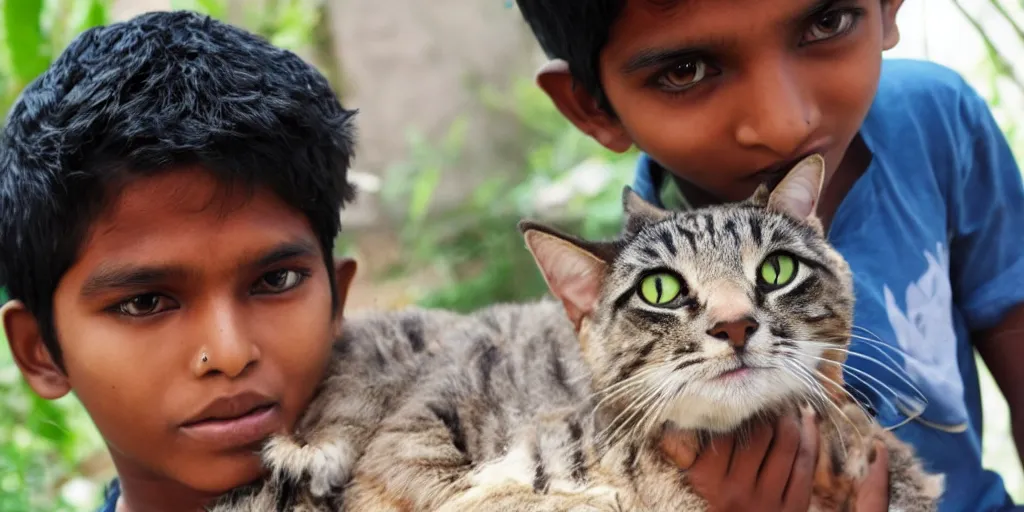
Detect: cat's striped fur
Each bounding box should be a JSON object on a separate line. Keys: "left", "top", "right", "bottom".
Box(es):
{"left": 211, "top": 155, "right": 943, "bottom": 511}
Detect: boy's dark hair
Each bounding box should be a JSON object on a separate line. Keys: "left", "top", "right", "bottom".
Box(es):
{"left": 515, "top": 0, "right": 625, "bottom": 110}
{"left": 0, "top": 11, "right": 357, "bottom": 368}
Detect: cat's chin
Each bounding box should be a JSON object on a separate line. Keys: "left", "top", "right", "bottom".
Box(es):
{"left": 657, "top": 367, "right": 806, "bottom": 433}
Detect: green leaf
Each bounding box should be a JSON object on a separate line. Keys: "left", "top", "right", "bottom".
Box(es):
{"left": 407, "top": 165, "right": 441, "bottom": 227}
{"left": 3, "top": 0, "right": 50, "bottom": 84}
{"left": 72, "top": 0, "right": 109, "bottom": 35}
{"left": 169, "top": 0, "right": 227, "bottom": 18}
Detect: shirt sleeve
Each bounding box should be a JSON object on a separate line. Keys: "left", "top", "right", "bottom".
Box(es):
{"left": 948, "top": 83, "right": 1024, "bottom": 331}
{"left": 631, "top": 153, "right": 662, "bottom": 206}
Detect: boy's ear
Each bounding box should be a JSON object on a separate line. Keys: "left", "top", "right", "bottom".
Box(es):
{"left": 333, "top": 258, "right": 358, "bottom": 320}
{"left": 1, "top": 301, "right": 70, "bottom": 400}
{"left": 766, "top": 154, "right": 826, "bottom": 228}
{"left": 519, "top": 220, "right": 613, "bottom": 330}
{"left": 881, "top": 0, "right": 904, "bottom": 50}
{"left": 535, "top": 60, "right": 633, "bottom": 153}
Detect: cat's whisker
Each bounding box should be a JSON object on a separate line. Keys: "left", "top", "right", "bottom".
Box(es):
{"left": 851, "top": 324, "right": 888, "bottom": 342}
{"left": 789, "top": 339, "right": 928, "bottom": 408}
{"left": 802, "top": 367, "right": 872, "bottom": 452}
{"left": 639, "top": 371, "right": 682, "bottom": 447}
{"left": 845, "top": 333, "right": 919, "bottom": 369}
{"left": 779, "top": 347, "right": 895, "bottom": 410}
{"left": 776, "top": 343, "right": 892, "bottom": 409}
{"left": 782, "top": 359, "right": 857, "bottom": 451}
{"left": 599, "top": 373, "right": 670, "bottom": 447}
{"left": 590, "top": 367, "right": 667, "bottom": 414}
{"left": 797, "top": 352, "right": 927, "bottom": 426}
{"left": 786, "top": 357, "right": 870, "bottom": 427}
{"left": 611, "top": 363, "right": 687, "bottom": 448}
{"left": 792, "top": 353, "right": 876, "bottom": 409}
{"left": 846, "top": 327, "right": 933, "bottom": 384}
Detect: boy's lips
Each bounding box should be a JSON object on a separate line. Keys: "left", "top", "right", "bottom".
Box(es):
{"left": 748, "top": 148, "right": 828, "bottom": 188}
{"left": 180, "top": 391, "right": 282, "bottom": 449}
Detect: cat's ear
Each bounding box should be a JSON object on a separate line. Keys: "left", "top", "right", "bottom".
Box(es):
{"left": 622, "top": 186, "right": 671, "bottom": 235}
{"left": 747, "top": 183, "right": 772, "bottom": 207}
{"left": 767, "top": 154, "right": 826, "bottom": 223}
{"left": 520, "top": 221, "right": 612, "bottom": 330}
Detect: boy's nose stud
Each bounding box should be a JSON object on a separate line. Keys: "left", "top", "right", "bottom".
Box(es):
{"left": 201, "top": 353, "right": 209, "bottom": 364}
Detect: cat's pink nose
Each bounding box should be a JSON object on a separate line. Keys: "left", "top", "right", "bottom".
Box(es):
{"left": 707, "top": 317, "right": 759, "bottom": 351}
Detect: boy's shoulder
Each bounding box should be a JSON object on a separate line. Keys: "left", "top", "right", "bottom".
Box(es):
{"left": 873, "top": 58, "right": 990, "bottom": 131}
{"left": 96, "top": 478, "right": 120, "bottom": 512}
{"left": 878, "top": 58, "right": 973, "bottom": 95}
{"left": 866, "top": 58, "right": 998, "bottom": 180}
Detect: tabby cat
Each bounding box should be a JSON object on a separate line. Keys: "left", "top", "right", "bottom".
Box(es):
{"left": 212, "top": 155, "right": 944, "bottom": 511}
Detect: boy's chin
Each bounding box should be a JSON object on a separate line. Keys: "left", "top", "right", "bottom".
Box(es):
{"left": 173, "top": 449, "right": 267, "bottom": 496}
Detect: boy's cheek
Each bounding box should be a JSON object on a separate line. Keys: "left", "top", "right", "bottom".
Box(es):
{"left": 56, "top": 291, "right": 335, "bottom": 491}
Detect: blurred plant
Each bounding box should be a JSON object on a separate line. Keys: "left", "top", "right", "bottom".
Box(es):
{"left": 0, "top": 0, "right": 107, "bottom": 116}
{"left": 0, "top": 2, "right": 112, "bottom": 511}
{"left": 170, "top": 0, "right": 324, "bottom": 54}
{"left": 169, "top": 0, "right": 343, "bottom": 94}
{"left": 379, "top": 78, "right": 638, "bottom": 311}
{"left": 0, "top": 1, "right": 331, "bottom": 510}
{"left": 951, "top": 0, "right": 1023, "bottom": 96}
{"left": 952, "top": 0, "right": 1024, "bottom": 159}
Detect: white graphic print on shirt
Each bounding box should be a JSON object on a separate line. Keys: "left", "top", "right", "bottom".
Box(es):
{"left": 882, "top": 242, "right": 968, "bottom": 428}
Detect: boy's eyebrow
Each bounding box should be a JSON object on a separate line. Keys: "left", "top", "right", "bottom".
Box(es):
{"left": 80, "top": 265, "right": 193, "bottom": 298}
{"left": 620, "top": 0, "right": 837, "bottom": 74}
{"left": 252, "top": 241, "right": 320, "bottom": 269}
{"left": 79, "top": 240, "right": 320, "bottom": 298}
{"left": 621, "top": 46, "right": 713, "bottom": 74}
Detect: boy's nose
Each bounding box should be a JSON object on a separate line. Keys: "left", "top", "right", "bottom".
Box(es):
{"left": 193, "top": 302, "right": 260, "bottom": 378}
{"left": 733, "top": 63, "right": 821, "bottom": 157}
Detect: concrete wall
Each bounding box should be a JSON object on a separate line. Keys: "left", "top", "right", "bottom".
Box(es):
{"left": 112, "top": 0, "right": 545, "bottom": 226}
{"left": 325, "top": 0, "right": 542, "bottom": 219}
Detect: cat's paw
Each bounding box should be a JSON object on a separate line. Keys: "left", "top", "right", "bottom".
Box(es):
{"left": 261, "top": 434, "right": 358, "bottom": 497}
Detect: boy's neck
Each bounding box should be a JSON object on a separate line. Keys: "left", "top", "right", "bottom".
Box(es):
{"left": 114, "top": 466, "right": 225, "bottom": 512}
{"left": 817, "top": 134, "right": 872, "bottom": 231}
{"left": 667, "top": 134, "right": 872, "bottom": 231}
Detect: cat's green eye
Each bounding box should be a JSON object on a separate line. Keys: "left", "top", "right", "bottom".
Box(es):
{"left": 759, "top": 253, "right": 798, "bottom": 288}
{"left": 639, "top": 272, "right": 683, "bottom": 306}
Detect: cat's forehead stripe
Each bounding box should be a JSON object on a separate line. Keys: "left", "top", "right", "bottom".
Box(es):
{"left": 615, "top": 207, "right": 834, "bottom": 280}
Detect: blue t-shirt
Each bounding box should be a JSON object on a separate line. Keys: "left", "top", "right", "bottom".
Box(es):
{"left": 97, "top": 478, "right": 119, "bottom": 512}
{"left": 633, "top": 59, "right": 1024, "bottom": 512}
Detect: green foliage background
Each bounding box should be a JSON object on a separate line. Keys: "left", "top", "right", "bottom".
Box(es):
{"left": 0, "top": 1, "right": 332, "bottom": 510}
{"left": 0, "top": 1, "right": 1020, "bottom": 510}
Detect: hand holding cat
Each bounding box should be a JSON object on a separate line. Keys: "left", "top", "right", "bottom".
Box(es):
{"left": 660, "top": 410, "right": 891, "bottom": 512}
{"left": 660, "top": 410, "right": 818, "bottom": 512}
{"left": 851, "top": 439, "right": 890, "bottom": 512}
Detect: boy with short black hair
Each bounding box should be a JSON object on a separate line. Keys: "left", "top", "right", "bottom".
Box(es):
{"left": 0, "top": 11, "right": 359, "bottom": 512}
{"left": 515, "top": 1, "right": 1024, "bottom": 511}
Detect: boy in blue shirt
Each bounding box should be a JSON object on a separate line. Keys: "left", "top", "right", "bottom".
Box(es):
{"left": 0, "top": 11, "right": 360, "bottom": 512}
{"left": 515, "top": 0, "right": 1024, "bottom": 510}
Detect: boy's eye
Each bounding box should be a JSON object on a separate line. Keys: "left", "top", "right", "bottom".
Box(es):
{"left": 253, "top": 269, "right": 307, "bottom": 294}
{"left": 116, "top": 294, "right": 172, "bottom": 317}
{"left": 656, "top": 59, "right": 711, "bottom": 93}
{"left": 802, "top": 9, "right": 861, "bottom": 44}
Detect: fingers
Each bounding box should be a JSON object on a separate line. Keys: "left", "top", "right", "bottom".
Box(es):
{"left": 659, "top": 424, "right": 699, "bottom": 470}
{"left": 854, "top": 440, "right": 890, "bottom": 512}
{"left": 781, "top": 410, "right": 819, "bottom": 511}
{"left": 756, "top": 412, "right": 803, "bottom": 502}
{"left": 727, "top": 417, "right": 775, "bottom": 488}
{"left": 692, "top": 431, "right": 737, "bottom": 483}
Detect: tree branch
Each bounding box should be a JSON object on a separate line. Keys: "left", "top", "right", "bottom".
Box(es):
{"left": 951, "top": 0, "right": 1024, "bottom": 97}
